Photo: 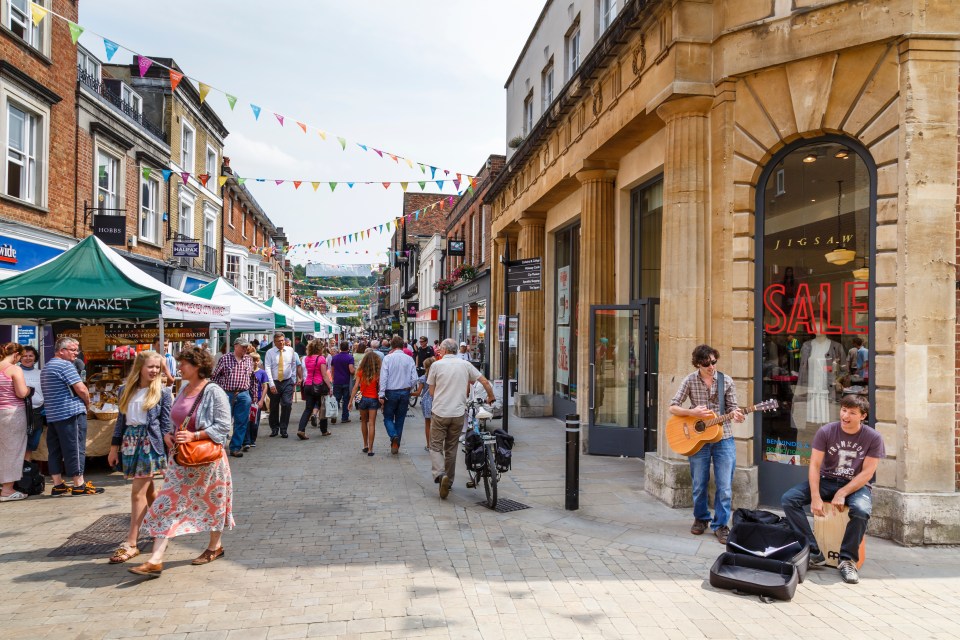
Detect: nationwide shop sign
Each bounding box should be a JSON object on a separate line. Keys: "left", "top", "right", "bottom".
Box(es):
{"left": 506, "top": 258, "right": 541, "bottom": 292}
{"left": 0, "top": 236, "right": 66, "bottom": 272}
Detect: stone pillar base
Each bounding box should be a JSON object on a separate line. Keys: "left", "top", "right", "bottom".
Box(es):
{"left": 871, "top": 487, "right": 960, "bottom": 545}
{"left": 513, "top": 393, "right": 548, "bottom": 418}
{"left": 644, "top": 452, "right": 759, "bottom": 511}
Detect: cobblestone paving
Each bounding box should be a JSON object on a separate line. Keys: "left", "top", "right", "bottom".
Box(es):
{"left": 2, "top": 406, "right": 960, "bottom": 639}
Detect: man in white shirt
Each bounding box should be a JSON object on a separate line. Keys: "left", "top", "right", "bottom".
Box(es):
{"left": 264, "top": 331, "right": 304, "bottom": 438}
{"left": 457, "top": 342, "right": 471, "bottom": 361}
{"left": 428, "top": 338, "right": 495, "bottom": 499}
{"left": 378, "top": 335, "right": 419, "bottom": 454}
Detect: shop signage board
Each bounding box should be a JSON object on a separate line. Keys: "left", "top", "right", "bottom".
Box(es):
{"left": 506, "top": 257, "right": 541, "bottom": 292}
{"left": 80, "top": 325, "right": 107, "bottom": 351}
{"left": 17, "top": 326, "right": 36, "bottom": 344}
{"left": 173, "top": 241, "right": 201, "bottom": 258}
{"left": 0, "top": 236, "right": 66, "bottom": 272}
{"left": 59, "top": 325, "right": 209, "bottom": 344}
{"left": 93, "top": 214, "right": 126, "bottom": 246}
{"left": 447, "top": 240, "right": 465, "bottom": 257}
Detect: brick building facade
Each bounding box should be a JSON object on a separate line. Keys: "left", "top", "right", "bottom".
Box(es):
{"left": 221, "top": 158, "right": 289, "bottom": 304}
{"left": 0, "top": 0, "right": 80, "bottom": 282}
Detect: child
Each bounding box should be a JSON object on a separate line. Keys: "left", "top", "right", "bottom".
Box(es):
{"left": 412, "top": 357, "right": 435, "bottom": 452}
{"left": 780, "top": 394, "right": 884, "bottom": 584}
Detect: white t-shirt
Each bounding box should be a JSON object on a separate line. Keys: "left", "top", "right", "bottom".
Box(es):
{"left": 125, "top": 388, "right": 150, "bottom": 425}
{"left": 427, "top": 355, "right": 481, "bottom": 418}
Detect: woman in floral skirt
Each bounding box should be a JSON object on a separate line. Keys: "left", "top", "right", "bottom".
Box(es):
{"left": 129, "top": 345, "right": 234, "bottom": 579}
{"left": 107, "top": 351, "right": 172, "bottom": 563}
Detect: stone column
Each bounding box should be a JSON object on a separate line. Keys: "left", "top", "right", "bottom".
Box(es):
{"left": 575, "top": 169, "right": 617, "bottom": 437}
{"left": 515, "top": 216, "right": 547, "bottom": 416}
{"left": 644, "top": 95, "right": 714, "bottom": 507}
{"left": 870, "top": 38, "right": 960, "bottom": 544}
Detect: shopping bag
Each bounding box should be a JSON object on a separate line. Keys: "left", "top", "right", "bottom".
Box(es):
{"left": 325, "top": 394, "right": 338, "bottom": 417}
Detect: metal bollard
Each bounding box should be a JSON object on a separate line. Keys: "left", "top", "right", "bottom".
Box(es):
{"left": 565, "top": 414, "right": 580, "bottom": 511}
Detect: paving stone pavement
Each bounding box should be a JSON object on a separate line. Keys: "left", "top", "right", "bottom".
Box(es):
{"left": 2, "top": 402, "right": 960, "bottom": 640}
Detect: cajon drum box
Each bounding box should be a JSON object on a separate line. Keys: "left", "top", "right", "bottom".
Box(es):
{"left": 813, "top": 502, "right": 866, "bottom": 569}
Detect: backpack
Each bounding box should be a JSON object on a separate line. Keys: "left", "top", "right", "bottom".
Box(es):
{"left": 493, "top": 429, "right": 515, "bottom": 472}
{"left": 15, "top": 460, "right": 45, "bottom": 496}
{"left": 463, "top": 432, "right": 486, "bottom": 471}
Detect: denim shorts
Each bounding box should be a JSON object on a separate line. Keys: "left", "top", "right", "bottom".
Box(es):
{"left": 358, "top": 397, "right": 380, "bottom": 410}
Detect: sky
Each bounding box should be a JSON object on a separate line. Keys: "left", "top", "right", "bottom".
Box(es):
{"left": 74, "top": 1, "right": 544, "bottom": 267}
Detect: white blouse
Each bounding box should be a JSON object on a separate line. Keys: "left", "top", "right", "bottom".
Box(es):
{"left": 125, "top": 388, "right": 150, "bottom": 425}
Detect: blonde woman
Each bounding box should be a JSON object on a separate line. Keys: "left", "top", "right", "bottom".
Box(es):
{"left": 107, "top": 351, "right": 172, "bottom": 563}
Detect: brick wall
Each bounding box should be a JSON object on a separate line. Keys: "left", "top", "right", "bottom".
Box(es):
{"left": 444, "top": 154, "right": 505, "bottom": 276}
{"left": 0, "top": 0, "right": 79, "bottom": 238}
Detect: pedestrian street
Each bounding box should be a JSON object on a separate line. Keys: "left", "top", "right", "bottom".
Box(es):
{"left": 2, "top": 404, "right": 960, "bottom": 640}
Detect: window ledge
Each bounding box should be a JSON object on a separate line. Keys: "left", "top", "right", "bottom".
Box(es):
{"left": 0, "top": 193, "right": 48, "bottom": 214}
{"left": 0, "top": 26, "right": 52, "bottom": 66}
{"left": 138, "top": 238, "right": 163, "bottom": 249}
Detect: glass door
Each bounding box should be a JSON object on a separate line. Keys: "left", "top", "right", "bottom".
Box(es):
{"left": 588, "top": 301, "right": 659, "bottom": 457}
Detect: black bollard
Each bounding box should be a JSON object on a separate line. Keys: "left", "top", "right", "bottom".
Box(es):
{"left": 565, "top": 414, "right": 580, "bottom": 511}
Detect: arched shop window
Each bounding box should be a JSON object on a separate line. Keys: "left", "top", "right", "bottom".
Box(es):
{"left": 754, "top": 138, "right": 875, "bottom": 481}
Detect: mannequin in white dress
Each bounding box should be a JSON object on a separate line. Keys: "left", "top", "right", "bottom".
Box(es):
{"left": 793, "top": 334, "right": 844, "bottom": 427}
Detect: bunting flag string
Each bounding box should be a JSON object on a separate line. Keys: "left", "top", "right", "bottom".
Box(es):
{"left": 31, "top": 2, "right": 474, "bottom": 181}
{"left": 283, "top": 191, "right": 460, "bottom": 255}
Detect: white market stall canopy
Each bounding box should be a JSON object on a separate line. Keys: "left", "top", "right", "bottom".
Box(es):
{"left": 265, "top": 297, "right": 319, "bottom": 332}
{"left": 192, "top": 278, "right": 292, "bottom": 331}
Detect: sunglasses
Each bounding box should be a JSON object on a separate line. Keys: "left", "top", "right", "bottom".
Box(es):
{"left": 700, "top": 359, "right": 718, "bottom": 367}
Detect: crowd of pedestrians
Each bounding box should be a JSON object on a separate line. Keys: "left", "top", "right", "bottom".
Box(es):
{"left": 0, "top": 330, "right": 493, "bottom": 578}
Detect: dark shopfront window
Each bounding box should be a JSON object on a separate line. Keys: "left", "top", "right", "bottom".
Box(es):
{"left": 631, "top": 177, "right": 662, "bottom": 300}
{"left": 555, "top": 223, "right": 580, "bottom": 405}
{"left": 757, "top": 139, "right": 874, "bottom": 469}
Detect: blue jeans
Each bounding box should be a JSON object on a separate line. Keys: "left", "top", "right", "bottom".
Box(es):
{"left": 47, "top": 413, "right": 87, "bottom": 478}
{"left": 782, "top": 477, "right": 872, "bottom": 563}
{"left": 333, "top": 383, "right": 351, "bottom": 421}
{"left": 688, "top": 436, "right": 736, "bottom": 531}
{"left": 381, "top": 389, "right": 411, "bottom": 442}
{"left": 226, "top": 390, "right": 252, "bottom": 453}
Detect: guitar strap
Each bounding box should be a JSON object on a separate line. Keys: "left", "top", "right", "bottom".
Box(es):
{"left": 717, "top": 371, "right": 726, "bottom": 418}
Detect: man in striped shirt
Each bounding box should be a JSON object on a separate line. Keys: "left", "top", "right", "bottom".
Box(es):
{"left": 211, "top": 338, "right": 257, "bottom": 458}
{"left": 41, "top": 337, "right": 100, "bottom": 496}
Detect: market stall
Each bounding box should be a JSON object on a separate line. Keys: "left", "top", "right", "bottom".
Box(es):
{"left": 193, "top": 278, "right": 292, "bottom": 347}
{"left": 0, "top": 236, "right": 229, "bottom": 460}
{"left": 265, "top": 297, "right": 320, "bottom": 334}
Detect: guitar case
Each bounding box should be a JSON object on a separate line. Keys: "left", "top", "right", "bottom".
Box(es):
{"left": 726, "top": 521, "right": 810, "bottom": 583}
{"left": 709, "top": 552, "right": 799, "bottom": 601}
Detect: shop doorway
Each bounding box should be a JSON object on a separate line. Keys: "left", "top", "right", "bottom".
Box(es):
{"left": 587, "top": 300, "right": 659, "bottom": 457}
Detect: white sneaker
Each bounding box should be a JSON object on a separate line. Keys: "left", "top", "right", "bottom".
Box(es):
{"left": 0, "top": 491, "right": 27, "bottom": 502}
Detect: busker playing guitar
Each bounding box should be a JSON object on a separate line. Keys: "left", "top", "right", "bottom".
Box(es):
{"left": 669, "top": 344, "right": 744, "bottom": 544}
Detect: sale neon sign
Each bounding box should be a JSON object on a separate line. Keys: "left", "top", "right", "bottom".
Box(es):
{"left": 764, "top": 281, "right": 868, "bottom": 335}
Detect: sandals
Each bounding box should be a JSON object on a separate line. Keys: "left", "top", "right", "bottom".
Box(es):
{"left": 0, "top": 490, "right": 27, "bottom": 502}
{"left": 192, "top": 547, "right": 224, "bottom": 565}
{"left": 109, "top": 545, "right": 140, "bottom": 564}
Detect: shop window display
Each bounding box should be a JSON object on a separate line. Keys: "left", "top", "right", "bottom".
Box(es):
{"left": 759, "top": 141, "right": 872, "bottom": 467}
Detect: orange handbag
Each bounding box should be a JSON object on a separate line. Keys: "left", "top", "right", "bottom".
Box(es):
{"left": 174, "top": 385, "right": 222, "bottom": 466}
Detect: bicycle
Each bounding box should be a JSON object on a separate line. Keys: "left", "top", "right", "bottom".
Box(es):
{"left": 461, "top": 399, "right": 500, "bottom": 509}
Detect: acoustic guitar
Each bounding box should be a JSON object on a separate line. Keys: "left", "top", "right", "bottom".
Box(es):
{"left": 666, "top": 399, "right": 779, "bottom": 456}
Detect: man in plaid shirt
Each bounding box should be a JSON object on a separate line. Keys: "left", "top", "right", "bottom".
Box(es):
{"left": 212, "top": 338, "right": 257, "bottom": 458}
{"left": 669, "top": 344, "right": 744, "bottom": 544}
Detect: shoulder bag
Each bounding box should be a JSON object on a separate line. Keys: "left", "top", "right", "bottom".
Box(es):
{"left": 309, "top": 356, "right": 329, "bottom": 396}
{"left": 174, "top": 384, "right": 222, "bottom": 467}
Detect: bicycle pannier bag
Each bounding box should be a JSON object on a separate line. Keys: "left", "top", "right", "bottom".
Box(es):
{"left": 492, "top": 428, "right": 514, "bottom": 472}
{"left": 464, "top": 432, "right": 486, "bottom": 471}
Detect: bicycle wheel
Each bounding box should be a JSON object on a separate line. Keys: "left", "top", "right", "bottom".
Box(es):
{"left": 483, "top": 445, "right": 498, "bottom": 509}
{"left": 408, "top": 394, "right": 418, "bottom": 408}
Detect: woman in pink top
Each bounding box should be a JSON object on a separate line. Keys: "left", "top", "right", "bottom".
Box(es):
{"left": 297, "top": 339, "right": 332, "bottom": 439}
{"left": 0, "top": 343, "right": 31, "bottom": 502}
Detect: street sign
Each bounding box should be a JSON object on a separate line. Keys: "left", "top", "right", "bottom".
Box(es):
{"left": 506, "top": 257, "right": 542, "bottom": 292}
{"left": 92, "top": 214, "right": 126, "bottom": 246}
{"left": 172, "top": 241, "right": 201, "bottom": 257}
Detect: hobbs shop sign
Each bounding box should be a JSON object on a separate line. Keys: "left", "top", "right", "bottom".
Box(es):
{"left": 0, "top": 236, "right": 66, "bottom": 272}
